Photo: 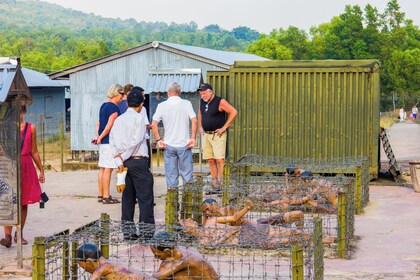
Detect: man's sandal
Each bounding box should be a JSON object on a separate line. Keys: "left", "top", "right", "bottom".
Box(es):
{"left": 97, "top": 196, "right": 103, "bottom": 203}
{"left": 0, "top": 234, "right": 12, "bottom": 248}
{"left": 102, "top": 196, "right": 120, "bottom": 204}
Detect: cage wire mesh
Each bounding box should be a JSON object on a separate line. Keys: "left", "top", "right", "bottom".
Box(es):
{"left": 33, "top": 214, "right": 324, "bottom": 279}
{"left": 229, "top": 154, "right": 370, "bottom": 213}
{"left": 226, "top": 172, "right": 355, "bottom": 258}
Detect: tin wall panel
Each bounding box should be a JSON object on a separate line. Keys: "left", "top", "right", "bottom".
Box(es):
{"left": 208, "top": 60, "right": 380, "bottom": 176}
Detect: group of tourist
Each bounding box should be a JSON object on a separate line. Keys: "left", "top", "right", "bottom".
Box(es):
{"left": 92, "top": 81, "right": 237, "bottom": 241}
{"left": 0, "top": 80, "right": 237, "bottom": 250}
{"left": 399, "top": 105, "right": 418, "bottom": 122}
{"left": 73, "top": 81, "right": 238, "bottom": 279}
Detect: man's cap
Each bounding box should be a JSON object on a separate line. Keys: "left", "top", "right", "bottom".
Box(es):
{"left": 127, "top": 89, "right": 144, "bottom": 107}
{"left": 197, "top": 83, "right": 212, "bottom": 91}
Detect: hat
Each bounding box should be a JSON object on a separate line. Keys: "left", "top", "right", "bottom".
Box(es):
{"left": 127, "top": 89, "right": 144, "bottom": 107}
{"left": 197, "top": 83, "right": 212, "bottom": 91}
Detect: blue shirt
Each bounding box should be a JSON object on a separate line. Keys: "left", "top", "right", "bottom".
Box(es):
{"left": 117, "top": 99, "right": 128, "bottom": 114}
{"left": 98, "top": 102, "right": 120, "bottom": 144}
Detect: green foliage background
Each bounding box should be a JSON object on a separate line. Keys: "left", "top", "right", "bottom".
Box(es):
{"left": 0, "top": 0, "right": 418, "bottom": 110}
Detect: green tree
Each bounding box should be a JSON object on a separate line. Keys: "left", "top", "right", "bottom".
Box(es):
{"left": 246, "top": 36, "right": 293, "bottom": 60}
{"left": 269, "top": 27, "right": 310, "bottom": 59}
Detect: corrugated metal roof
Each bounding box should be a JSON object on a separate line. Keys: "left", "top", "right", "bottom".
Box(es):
{"left": 146, "top": 69, "right": 203, "bottom": 93}
{"left": 49, "top": 41, "right": 269, "bottom": 79}
{"left": 160, "top": 42, "right": 268, "bottom": 66}
{"left": 0, "top": 65, "right": 17, "bottom": 102}
{"left": 0, "top": 59, "right": 31, "bottom": 104}
{"left": 22, "top": 68, "right": 69, "bottom": 88}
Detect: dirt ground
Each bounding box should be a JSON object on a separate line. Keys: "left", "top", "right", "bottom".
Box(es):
{"left": 0, "top": 120, "right": 420, "bottom": 279}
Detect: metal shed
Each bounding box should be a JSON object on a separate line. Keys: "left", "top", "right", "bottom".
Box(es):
{"left": 49, "top": 41, "right": 268, "bottom": 151}
{"left": 207, "top": 60, "right": 381, "bottom": 177}
{"left": 21, "top": 68, "right": 69, "bottom": 137}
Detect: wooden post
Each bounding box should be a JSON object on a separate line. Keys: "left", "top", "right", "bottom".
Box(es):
{"left": 32, "top": 237, "right": 46, "bottom": 280}
{"left": 222, "top": 162, "right": 231, "bottom": 206}
{"left": 39, "top": 115, "right": 45, "bottom": 166}
{"left": 62, "top": 238, "right": 69, "bottom": 280}
{"left": 291, "top": 244, "right": 304, "bottom": 280}
{"left": 192, "top": 176, "right": 203, "bottom": 225}
{"left": 70, "top": 242, "right": 79, "bottom": 280}
{"left": 181, "top": 189, "right": 193, "bottom": 220}
{"left": 313, "top": 217, "right": 324, "bottom": 280}
{"left": 165, "top": 190, "right": 179, "bottom": 233}
{"left": 355, "top": 166, "right": 362, "bottom": 214}
{"left": 100, "top": 213, "right": 110, "bottom": 259}
{"left": 337, "top": 189, "right": 347, "bottom": 258}
{"left": 60, "top": 123, "right": 64, "bottom": 172}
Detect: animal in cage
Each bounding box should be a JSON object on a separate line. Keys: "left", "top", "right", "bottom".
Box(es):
{"left": 76, "top": 243, "right": 153, "bottom": 279}
{"left": 150, "top": 231, "right": 220, "bottom": 279}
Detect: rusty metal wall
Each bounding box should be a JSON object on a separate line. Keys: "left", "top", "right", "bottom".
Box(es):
{"left": 208, "top": 60, "right": 381, "bottom": 176}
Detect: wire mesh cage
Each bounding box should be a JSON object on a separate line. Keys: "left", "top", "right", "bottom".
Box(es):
{"left": 229, "top": 154, "right": 370, "bottom": 214}
{"left": 32, "top": 214, "right": 324, "bottom": 280}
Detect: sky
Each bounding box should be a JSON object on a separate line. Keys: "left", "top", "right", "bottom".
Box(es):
{"left": 42, "top": 0, "right": 419, "bottom": 34}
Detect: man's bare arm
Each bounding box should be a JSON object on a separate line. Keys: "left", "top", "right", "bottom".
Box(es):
{"left": 153, "top": 260, "right": 189, "bottom": 279}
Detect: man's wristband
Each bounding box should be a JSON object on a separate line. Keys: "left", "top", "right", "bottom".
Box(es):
{"left": 155, "top": 139, "right": 162, "bottom": 144}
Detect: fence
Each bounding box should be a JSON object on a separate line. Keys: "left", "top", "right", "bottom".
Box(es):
{"left": 32, "top": 214, "right": 324, "bottom": 280}
{"left": 227, "top": 154, "right": 370, "bottom": 214}
{"left": 24, "top": 112, "right": 70, "bottom": 172}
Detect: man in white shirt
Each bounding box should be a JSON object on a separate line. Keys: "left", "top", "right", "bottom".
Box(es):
{"left": 151, "top": 82, "right": 197, "bottom": 191}
{"left": 110, "top": 88, "right": 155, "bottom": 240}
{"left": 132, "top": 86, "right": 152, "bottom": 167}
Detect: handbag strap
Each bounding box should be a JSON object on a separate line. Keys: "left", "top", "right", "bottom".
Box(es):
{"left": 20, "top": 122, "right": 29, "bottom": 153}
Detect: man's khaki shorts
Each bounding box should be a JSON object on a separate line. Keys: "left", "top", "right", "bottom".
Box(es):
{"left": 203, "top": 133, "right": 227, "bottom": 160}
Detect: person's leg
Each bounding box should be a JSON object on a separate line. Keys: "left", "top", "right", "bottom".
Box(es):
{"left": 132, "top": 159, "right": 155, "bottom": 239}
{"left": 215, "top": 158, "right": 225, "bottom": 183}
{"left": 121, "top": 160, "right": 137, "bottom": 238}
{"left": 1, "top": 226, "right": 13, "bottom": 248}
{"left": 101, "top": 168, "right": 112, "bottom": 199}
{"left": 208, "top": 158, "right": 219, "bottom": 186}
{"left": 178, "top": 146, "right": 193, "bottom": 185}
{"left": 203, "top": 134, "right": 218, "bottom": 186}
{"left": 164, "top": 145, "right": 180, "bottom": 189}
{"left": 97, "top": 167, "right": 104, "bottom": 198}
{"left": 13, "top": 205, "right": 28, "bottom": 244}
{"left": 21, "top": 205, "right": 28, "bottom": 230}
{"left": 212, "top": 133, "right": 227, "bottom": 188}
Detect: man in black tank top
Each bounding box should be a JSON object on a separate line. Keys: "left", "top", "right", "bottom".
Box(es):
{"left": 198, "top": 83, "right": 238, "bottom": 194}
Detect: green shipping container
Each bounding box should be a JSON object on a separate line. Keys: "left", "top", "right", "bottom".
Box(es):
{"left": 207, "top": 60, "right": 380, "bottom": 177}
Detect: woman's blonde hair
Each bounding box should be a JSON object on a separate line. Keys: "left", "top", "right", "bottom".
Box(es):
{"left": 106, "top": 84, "right": 123, "bottom": 99}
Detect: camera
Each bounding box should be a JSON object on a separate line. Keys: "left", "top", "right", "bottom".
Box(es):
{"left": 39, "top": 192, "right": 49, "bottom": 209}
{"left": 91, "top": 138, "right": 98, "bottom": 145}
